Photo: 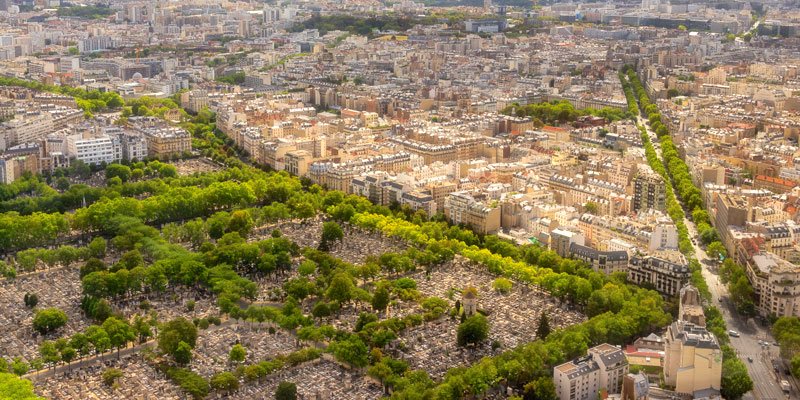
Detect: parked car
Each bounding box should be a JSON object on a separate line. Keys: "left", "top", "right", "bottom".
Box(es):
{"left": 729, "top": 330, "right": 740, "bottom": 337}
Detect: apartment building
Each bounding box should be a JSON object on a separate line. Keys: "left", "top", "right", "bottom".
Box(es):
{"left": 553, "top": 343, "right": 628, "bottom": 400}
{"left": 400, "top": 191, "right": 437, "bottom": 216}
{"left": 551, "top": 229, "right": 585, "bottom": 258}
{"left": 130, "top": 117, "right": 191, "bottom": 158}
{"left": 444, "top": 191, "right": 501, "bottom": 234}
{"left": 628, "top": 253, "right": 691, "bottom": 297}
{"left": 0, "top": 111, "right": 54, "bottom": 150}
{"left": 78, "top": 36, "right": 115, "bottom": 53}
{"left": 747, "top": 252, "right": 800, "bottom": 318}
{"left": 649, "top": 222, "right": 679, "bottom": 251}
{"left": 0, "top": 143, "right": 39, "bottom": 184}
{"left": 663, "top": 321, "right": 723, "bottom": 396}
{"left": 284, "top": 149, "right": 313, "bottom": 177}
{"left": 632, "top": 165, "right": 666, "bottom": 212}
{"left": 66, "top": 127, "right": 147, "bottom": 166}
{"left": 67, "top": 134, "right": 121, "bottom": 166}
{"left": 570, "top": 243, "right": 629, "bottom": 275}
{"left": 754, "top": 175, "right": 797, "bottom": 194}
{"left": 714, "top": 193, "right": 749, "bottom": 257}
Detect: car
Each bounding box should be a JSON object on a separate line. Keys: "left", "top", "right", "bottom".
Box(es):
{"left": 747, "top": 356, "right": 753, "bottom": 362}
{"left": 728, "top": 330, "right": 740, "bottom": 337}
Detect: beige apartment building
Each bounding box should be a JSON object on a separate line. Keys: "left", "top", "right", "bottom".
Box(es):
{"left": 143, "top": 128, "right": 192, "bottom": 158}
{"left": 444, "top": 191, "right": 501, "bottom": 234}
{"left": 129, "top": 117, "right": 191, "bottom": 158}
{"left": 284, "top": 150, "right": 313, "bottom": 177}
{"left": 553, "top": 343, "right": 628, "bottom": 400}
{"left": 747, "top": 252, "right": 800, "bottom": 318}
{"left": 663, "top": 321, "right": 722, "bottom": 395}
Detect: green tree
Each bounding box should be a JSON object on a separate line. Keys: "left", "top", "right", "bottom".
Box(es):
{"left": 105, "top": 164, "right": 132, "bottom": 183}
{"left": 721, "top": 358, "right": 753, "bottom": 400}
{"left": 584, "top": 202, "right": 599, "bottom": 215}
{"left": 729, "top": 276, "right": 756, "bottom": 316}
{"left": 158, "top": 317, "right": 198, "bottom": 357}
{"left": 706, "top": 241, "right": 727, "bottom": 260}
{"left": 773, "top": 317, "right": 800, "bottom": 359}
{"left": 54, "top": 176, "right": 70, "bottom": 191}
{"left": 536, "top": 312, "right": 551, "bottom": 340}
{"left": 229, "top": 344, "right": 247, "bottom": 364}
{"left": 421, "top": 296, "right": 449, "bottom": 319}
{"left": 318, "top": 221, "right": 344, "bottom": 251}
{"left": 10, "top": 358, "right": 28, "bottom": 377}
{"left": 457, "top": 314, "right": 489, "bottom": 347}
{"left": 106, "top": 176, "right": 122, "bottom": 187}
{"left": 326, "top": 273, "right": 354, "bottom": 304}
{"left": 101, "top": 368, "right": 123, "bottom": 386}
{"left": 88, "top": 237, "right": 107, "bottom": 258}
{"left": 118, "top": 249, "right": 144, "bottom": 270}
{"left": 0, "top": 373, "right": 43, "bottom": 399}
{"left": 23, "top": 293, "right": 38, "bottom": 308}
{"left": 102, "top": 317, "right": 135, "bottom": 358}
{"left": 371, "top": 285, "right": 390, "bottom": 312}
{"left": 173, "top": 341, "right": 193, "bottom": 365}
{"left": 32, "top": 308, "right": 68, "bottom": 334}
{"left": 80, "top": 258, "right": 107, "bottom": 278}
{"left": 524, "top": 376, "right": 557, "bottom": 400}
{"left": 329, "top": 335, "right": 369, "bottom": 367}
{"left": 311, "top": 301, "right": 331, "bottom": 320}
{"left": 38, "top": 341, "right": 60, "bottom": 369}
{"left": 228, "top": 210, "right": 254, "bottom": 237}
{"left": 275, "top": 381, "right": 297, "bottom": 400}
{"left": 492, "top": 277, "right": 513, "bottom": 294}
{"left": 60, "top": 346, "right": 76, "bottom": 369}
{"left": 210, "top": 371, "right": 239, "bottom": 393}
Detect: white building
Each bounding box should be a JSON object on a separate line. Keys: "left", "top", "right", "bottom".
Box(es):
{"left": 66, "top": 127, "right": 147, "bottom": 165}
{"left": 554, "top": 343, "right": 628, "bottom": 400}
{"left": 649, "top": 221, "right": 679, "bottom": 251}
{"left": 78, "top": 36, "right": 115, "bottom": 53}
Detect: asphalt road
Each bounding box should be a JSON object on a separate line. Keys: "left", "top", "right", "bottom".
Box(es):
{"left": 636, "top": 95, "right": 795, "bottom": 399}
{"left": 685, "top": 220, "right": 794, "bottom": 400}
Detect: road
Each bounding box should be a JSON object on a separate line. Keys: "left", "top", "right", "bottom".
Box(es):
{"left": 636, "top": 115, "right": 793, "bottom": 399}
{"left": 685, "top": 220, "right": 792, "bottom": 400}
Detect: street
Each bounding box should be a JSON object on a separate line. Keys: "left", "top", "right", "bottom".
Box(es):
{"left": 637, "top": 116, "right": 794, "bottom": 399}
{"left": 685, "top": 219, "right": 793, "bottom": 400}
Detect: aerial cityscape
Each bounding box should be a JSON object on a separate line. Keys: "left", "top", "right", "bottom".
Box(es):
{"left": 0, "top": 0, "right": 798, "bottom": 399}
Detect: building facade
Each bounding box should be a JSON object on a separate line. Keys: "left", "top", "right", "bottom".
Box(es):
{"left": 632, "top": 166, "right": 666, "bottom": 212}
{"left": 554, "top": 343, "right": 628, "bottom": 400}
{"left": 663, "top": 321, "right": 723, "bottom": 395}
{"left": 628, "top": 254, "right": 691, "bottom": 297}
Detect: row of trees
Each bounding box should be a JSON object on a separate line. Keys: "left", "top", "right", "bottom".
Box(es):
{"left": 621, "top": 72, "right": 711, "bottom": 298}
{"left": 501, "top": 100, "right": 631, "bottom": 126}
{"left": 4, "top": 163, "right": 276, "bottom": 218}
{"left": 772, "top": 317, "right": 800, "bottom": 378}
{"left": 33, "top": 316, "right": 144, "bottom": 374}
{"left": 620, "top": 67, "right": 753, "bottom": 398}
{"left": 624, "top": 67, "right": 757, "bottom": 311}
{"left": 289, "top": 15, "right": 434, "bottom": 36}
